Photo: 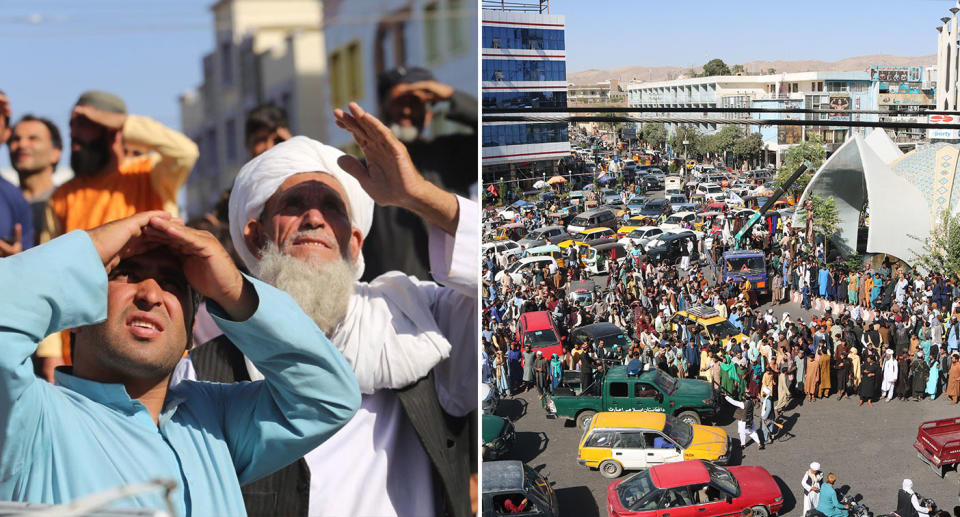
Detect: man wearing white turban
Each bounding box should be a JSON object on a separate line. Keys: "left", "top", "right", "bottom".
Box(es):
{"left": 172, "top": 103, "right": 477, "bottom": 517}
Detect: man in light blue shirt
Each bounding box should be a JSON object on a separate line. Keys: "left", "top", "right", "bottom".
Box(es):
{"left": 0, "top": 211, "right": 361, "bottom": 516}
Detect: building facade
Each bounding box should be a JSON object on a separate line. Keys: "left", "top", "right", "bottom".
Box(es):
{"left": 871, "top": 65, "right": 937, "bottom": 145}
{"left": 180, "top": 0, "right": 476, "bottom": 217}
{"left": 567, "top": 80, "right": 626, "bottom": 107}
{"left": 626, "top": 71, "right": 878, "bottom": 165}
{"left": 481, "top": 3, "right": 570, "bottom": 184}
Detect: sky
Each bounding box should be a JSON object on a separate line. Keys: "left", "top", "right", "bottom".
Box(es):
{"left": 0, "top": 0, "right": 212, "bottom": 172}
{"left": 560, "top": 0, "right": 958, "bottom": 73}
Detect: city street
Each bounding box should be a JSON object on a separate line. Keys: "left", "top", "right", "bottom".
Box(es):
{"left": 491, "top": 299, "right": 960, "bottom": 516}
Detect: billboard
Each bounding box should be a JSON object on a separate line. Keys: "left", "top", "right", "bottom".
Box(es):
{"left": 870, "top": 65, "right": 922, "bottom": 82}
{"left": 778, "top": 125, "right": 802, "bottom": 145}
{"left": 928, "top": 114, "right": 960, "bottom": 140}
{"left": 828, "top": 95, "right": 850, "bottom": 119}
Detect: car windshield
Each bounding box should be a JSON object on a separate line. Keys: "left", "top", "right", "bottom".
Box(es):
{"left": 662, "top": 415, "right": 694, "bottom": 448}
{"left": 652, "top": 369, "right": 678, "bottom": 395}
{"left": 523, "top": 464, "right": 551, "bottom": 502}
{"left": 628, "top": 197, "right": 644, "bottom": 205}
{"left": 627, "top": 230, "right": 648, "bottom": 239}
{"left": 524, "top": 329, "right": 559, "bottom": 347}
{"left": 708, "top": 320, "right": 741, "bottom": 339}
{"left": 726, "top": 256, "right": 765, "bottom": 273}
{"left": 507, "top": 261, "right": 524, "bottom": 273}
{"left": 706, "top": 462, "right": 739, "bottom": 495}
{"left": 618, "top": 472, "right": 658, "bottom": 511}
{"left": 572, "top": 216, "right": 590, "bottom": 226}
{"left": 665, "top": 216, "right": 681, "bottom": 224}
{"left": 707, "top": 186, "right": 722, "bottom": 193}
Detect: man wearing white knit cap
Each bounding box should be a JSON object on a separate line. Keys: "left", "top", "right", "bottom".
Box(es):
{"left": 172, "top": 103, "right": 477, "bottom": 517}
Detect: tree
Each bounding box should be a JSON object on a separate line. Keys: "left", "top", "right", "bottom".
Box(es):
{"left": 911, "top": 211, "right": 960, "bottom": 278}
{"left": 641, "top": 123, "right": 667, "bottom": 149}
{"left": 731, "top": 64, "right": 744, "bottom": 75}
{"left": 732, "top": 132, "right": 764, "bottom": 163}
{"left": 776, "top": 135, "right": 826, "bottom": 194}
{"left": 794, "top": 194, "right": 841, "bottom": 257}
{"left": 714, "top": 125, "right": 743, "bottom": 158}
{"left": 702, "top": 59, "right": 731, "bottom": 77}
{"left": 767, "top": 68, "right": 776, "bottom": 74}
{"left": 669, "top": 126, "right": 701, "bottom": 155}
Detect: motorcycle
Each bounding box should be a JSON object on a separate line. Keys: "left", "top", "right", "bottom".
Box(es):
{"left": 874, "top": 495, "right": 942, "bottom": 517}
{"left": 840, "top": 494, "right": 870, "bottom": 517}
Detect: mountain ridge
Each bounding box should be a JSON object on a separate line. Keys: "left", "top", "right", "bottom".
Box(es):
{"left": 568, "top": 54, "right": 937, "bottom": 85}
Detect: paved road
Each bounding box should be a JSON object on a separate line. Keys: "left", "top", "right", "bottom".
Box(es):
{"left": 490, "top": 298, "right": 960, "bottom": 517}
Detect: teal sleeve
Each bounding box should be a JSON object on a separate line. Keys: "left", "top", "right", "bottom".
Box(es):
{"left": 0, "top": 230, "right": 107, "bottom": 473}
{"left": 206, "top": 276, "right": 361, "bottom": 484}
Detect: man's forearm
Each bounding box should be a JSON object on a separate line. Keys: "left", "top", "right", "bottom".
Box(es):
{"left": 405, "top": 181, "right": 460, "bottom": 236}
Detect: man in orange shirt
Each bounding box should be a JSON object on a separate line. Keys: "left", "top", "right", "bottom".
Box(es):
{"left": 37, "top": 90, "right": 199, "bottom": 377}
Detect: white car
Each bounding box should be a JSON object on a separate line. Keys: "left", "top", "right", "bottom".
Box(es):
{"left": 660, "top": 211, "right": 697, "bottom": 231}
{"left": 617, "top": 226, "right": 664, "bottom": 249}
{"left": 494, "top": 256, "right": 558, "bottom": 284}
{"left": 695, "top": 182, "right": 725, "bottom": 202}
{"left": 482, "top": 240, "right": 523, "bottom": 261}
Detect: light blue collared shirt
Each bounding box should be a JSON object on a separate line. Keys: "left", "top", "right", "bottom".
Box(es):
{"left": 0, "top": 231, "right": 361, "bottom": 516}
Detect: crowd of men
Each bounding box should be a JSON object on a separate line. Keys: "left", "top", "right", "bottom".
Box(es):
{"left": 481, "top": 177, "right": 960, "bottom": 439}
{"left": 0, "top": 65, "right": 478, "bottom": 517}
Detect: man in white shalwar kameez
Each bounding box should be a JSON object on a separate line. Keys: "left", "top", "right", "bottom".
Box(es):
{"left": 801, "top": 461, "right": 823, "bottom": 516}
{"left": 881, "top": 348, "right": 898, "bottom": 401}
{"left": 172, "top": 102, "right": 477, "bottom": 517}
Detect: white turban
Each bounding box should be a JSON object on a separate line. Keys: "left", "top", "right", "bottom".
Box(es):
{"left": 229, "top": 136, "right": 374, "bottom": 278}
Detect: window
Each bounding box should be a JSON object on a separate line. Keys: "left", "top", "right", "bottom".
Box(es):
{"left": 482, "top": 26, "right": 565, "bottom": 50}
{"left": 347, "top": 41, "right": 363, "bottom": 100}
{"left": 609, "top": 382, "right": 628, "bottom": 397}
{"left": 617, "top": 431, "right": 647, "bottom": 449}
{"left": 660, "top": 487, "right": 694, "bottom": 508}
{"left": 225, "top": 118, "right": 237, "bottom": 163}
{"left": 584, "top": 430, "right": 616, "bottom": 447}
{"left": 482, "top": 123, "right": 568, "bottom": 147}
{"left": 329, "top": 40, "right": 364, "bottom": 107}
{"left": 329, "top": 50, "right": 344, "bottom": 107}
{"left": 424, "top": 2, "right": 441, "bottom": 64}
{"left": 205, "top": 127, "right": 218, "bottom": 170}
{"left": 482, "top": 59, "right": 566, "bottom": 82}
{"left": 220, "top": 41, "right": 233, "bottom": 85}
{"left": 447, "top": 0, "right": 466, "bottom": 55}
{"left": 634, "top": 382, "right": 657, "bottom": 398}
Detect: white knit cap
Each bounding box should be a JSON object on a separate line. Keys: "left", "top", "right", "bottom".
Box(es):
{"left": 810, "top": 462, "right": 821, "bottom": 471}
{"left": 229, "top": 136, "right": 374, "bottom": 278}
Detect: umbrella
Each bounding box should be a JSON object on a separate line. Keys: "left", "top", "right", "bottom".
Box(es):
{"left": 547, "top": 175, "right": 567, "bottom": 184}
{"left": 583, "top": 184, "right": 595, "bottom": 190}
{"left": 598, "top": 175, "right": 615, "bottom": 184}
{"left": 486, "top": 184, "right": 499, "bottom": 196}
{"left": 533, "top": 180, "right": 547, "bottom": 189}
{"left": 512, "top": 200, "right": 534, "bottom": 207}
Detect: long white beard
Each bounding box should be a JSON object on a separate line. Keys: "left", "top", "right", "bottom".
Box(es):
{"left": 254, "top": 241, "right": 356, "bottom": 336}
{"left": 389, "top": 123, "right": 420, "bottom": 143}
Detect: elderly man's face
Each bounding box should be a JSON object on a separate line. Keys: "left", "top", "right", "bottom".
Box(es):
{"left": 250, "top": 172, "right": 362, "bottom": 265}
{"left": 74, "top": 251, "right": 194, "bottom": 382}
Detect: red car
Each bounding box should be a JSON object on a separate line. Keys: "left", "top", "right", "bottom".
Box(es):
{"left": 517, "top": 311, "right": 563, "bottom": 359}
{"left": 606, "top": 460, "right": 783, "bottom": 517}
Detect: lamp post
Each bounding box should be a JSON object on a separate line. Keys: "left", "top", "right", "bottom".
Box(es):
{"left": 682, "top": 139, "right": 690, "bottom": 178}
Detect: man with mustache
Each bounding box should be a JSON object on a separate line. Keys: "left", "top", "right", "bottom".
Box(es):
{"left": 0, "top": 210, "right": 361, "bottom": 515}
{"left": 360, "top": 66, "right": 477, "bottom": 281}
{"left": 38, "top": 90, "right": 199, "bottom": 366}
{"left": 173, "top": 102, "right": 478, "bottom": 516}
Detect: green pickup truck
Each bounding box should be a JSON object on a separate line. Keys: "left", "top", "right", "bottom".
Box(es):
{"left": 544, "top": 366, "right": 716, "bottom": 430}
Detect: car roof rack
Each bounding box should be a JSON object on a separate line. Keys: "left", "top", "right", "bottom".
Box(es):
{"left": 685, "top": 305, "right": 720, "bottom": 319}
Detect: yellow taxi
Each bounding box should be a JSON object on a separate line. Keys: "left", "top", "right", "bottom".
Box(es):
{"left": 576, "top": 227, "right": 616, "bottom": 244}
{"left": 669, "top": 305, "right": 749, "bottom": 348}
{"left": 577, "top": 412, "right": 730, "bottom": 478}
{"left": 686, "top": 159, "right": 698, "bottom": 169}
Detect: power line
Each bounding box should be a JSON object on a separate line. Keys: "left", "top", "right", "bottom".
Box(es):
{"left": 483, "top": 106, "right": 958, "bottom": 116}
{"left": 482, "top": 114, "right": 960, "bottom": 130}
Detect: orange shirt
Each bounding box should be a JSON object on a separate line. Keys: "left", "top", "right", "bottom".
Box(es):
{"left": 49, "top": 155, "right": 161, "bottom": 233}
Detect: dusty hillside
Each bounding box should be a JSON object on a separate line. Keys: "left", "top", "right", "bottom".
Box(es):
{"left": 568, "top": 54, "right": 937, "bottom": 85}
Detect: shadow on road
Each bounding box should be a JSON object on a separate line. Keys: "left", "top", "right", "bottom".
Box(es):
{"left": 556, "top": 486, "right": 600, "bottom": 517}
{"left": 509, "top": 431, "right": 549, "bottom": 463}
{"left": 773, "top": 475, "right": 796, "bottom": 515}
{"left": 497, "top": 398, "right": 529, "bottom": 422}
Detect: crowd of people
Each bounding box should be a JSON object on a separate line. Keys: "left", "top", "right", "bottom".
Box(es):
{"left": 481, "top": 176, "right": 960, "bottom": 433}
{"left": 0, "top": 66, "right": 478, "bottom": 517}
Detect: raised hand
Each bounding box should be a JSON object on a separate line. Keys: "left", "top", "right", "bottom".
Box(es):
{"left": 72, "top": 104, "right": 127, "bottom": 132}
{"left": 333, "top": 102, "right": 427, "bottom": 209}
{"left": 143, "top": 218, "right": 255, "bottom": 321}
{"left": 333, "top": 102, "right": 459, "bottom": 236}
{"left": 0, "top": 223, "right": 23, "bottom": 257}
{"left": 86, "top": 211, "right": 171, "bottom": 272}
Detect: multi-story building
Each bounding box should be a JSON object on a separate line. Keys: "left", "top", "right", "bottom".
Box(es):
{"left": 179, "top": 0, "right": 327, "bottom": 217}
{"left": 180, "top": 0, "right": 476, "bottom": 217}
{"left": 869, "top": 65, "right": 937, "bottom": 145}
{"left": 481, "top": 0, "right": 570, "bottom": 184}
{"left": 626, "top": 71, "right": 878, "bottom": 165}
{"left": 567, "top": 80, "right": 626, "bottom": 107}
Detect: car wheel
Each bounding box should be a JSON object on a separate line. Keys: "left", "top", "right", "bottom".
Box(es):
{"left": 575, "top": 410, "right": 596, "bottom": 431}
{"left": 599, "top": 460, "right": 623, "bottom": 479}
{"left": 751, "top": 506, "right": 769, "bottom": 517}
{"left": 677, "top": 411, "right": 701, "bottom": 425}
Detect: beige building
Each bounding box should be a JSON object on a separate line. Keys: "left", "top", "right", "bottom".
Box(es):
{"left": 180, "top": 0, "right": 476, "bottom": 216}
{"left": 567, "top": 79, "right": 626, "bottom": 107}
{"left": 179, "top": 0, "right": 328, "bottom": 217}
